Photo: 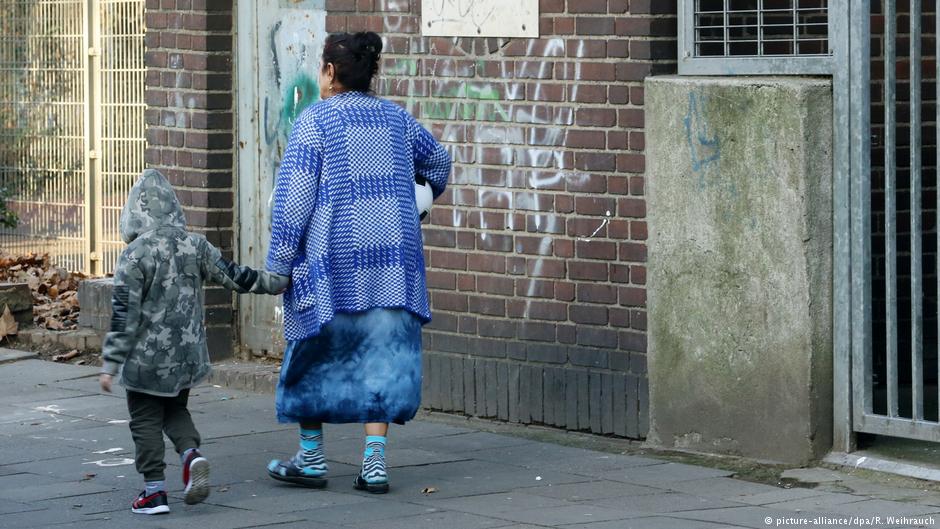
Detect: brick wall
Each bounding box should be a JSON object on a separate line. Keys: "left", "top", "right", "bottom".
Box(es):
{"left": 141, "top": 0, "right": 678, "bottom": 437}
{"left": 326, "top": 0, "right": 677, "bottom": 438}
{"left": 143, "top": 0, "right": 236, "bottom": 358}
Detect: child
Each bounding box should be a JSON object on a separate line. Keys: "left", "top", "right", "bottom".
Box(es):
{"left": 99, "top": 169, "right": 287, "bottom": 515}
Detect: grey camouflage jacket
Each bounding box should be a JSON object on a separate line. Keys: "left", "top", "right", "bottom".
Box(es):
{"left": 101, "top": 169, "right": 287, "bottom": 397}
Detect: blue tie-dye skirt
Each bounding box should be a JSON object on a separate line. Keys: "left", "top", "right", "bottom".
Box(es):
{"left": 275, "top": 308, "right": 423, "bottom": 425}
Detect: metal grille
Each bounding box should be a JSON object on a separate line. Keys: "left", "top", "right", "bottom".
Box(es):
{"left": 0, "top": 0, "right": 88, "bottom": 271}
{"left": 680, "top": 0, "right": 834, "bottom": 75}
{"left": 0, "top": 0, "right": 144, "bottom": 274}
{"left": 694, "top": 0, "right": 829, "bottom": 57}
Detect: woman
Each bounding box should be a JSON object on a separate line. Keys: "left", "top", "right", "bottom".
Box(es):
{"left": 264, "top": 31, "right": 451, "bottom": 494}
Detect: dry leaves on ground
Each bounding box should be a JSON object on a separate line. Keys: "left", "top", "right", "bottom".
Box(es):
{"left": 0, "top": 305, "right": 17, "bottom": 343}
{"left": 0, "top": 252, "right": 85, "bottom": 331}
{"left": 52, "top": 349, "right": 80, "bottom": 362}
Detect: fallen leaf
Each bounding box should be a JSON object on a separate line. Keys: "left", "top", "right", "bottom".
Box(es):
{"left": 421, "top": 486, "right": 438, "bottom": 494}
{"left": 53, "top": 350, "right": 80, "bottom": 362}
{"left": 0, "top": 305, "right": 18, "bottom": 342}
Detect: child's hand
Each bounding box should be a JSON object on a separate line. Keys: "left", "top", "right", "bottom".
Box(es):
{"left": 99, "top": 374, "right": 113, "bottom": 393}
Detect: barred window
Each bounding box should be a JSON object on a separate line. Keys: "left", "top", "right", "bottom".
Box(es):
{"left": 680, "top": 0, "right": 834, "bottom": 75}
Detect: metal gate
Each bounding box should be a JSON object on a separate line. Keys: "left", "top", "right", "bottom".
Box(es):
{"left": 0, "top": 0, "right": 144, "bottom": 275}
{"left": 845, "top": 0, "right": 940, "bottom": 443}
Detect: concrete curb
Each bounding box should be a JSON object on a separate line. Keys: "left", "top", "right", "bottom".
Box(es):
{"left": 0, "top": 348, "right": 38, "bottom": 364}
{"left": 206, "top": 362, "right": 280, "bottom": 394}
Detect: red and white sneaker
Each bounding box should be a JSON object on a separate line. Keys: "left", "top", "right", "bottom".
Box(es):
{"left": 182, "top": 449, "right": 210, "bottom": 505}
{"left": 131, "top": 490, "right": 169, "bottom": 515}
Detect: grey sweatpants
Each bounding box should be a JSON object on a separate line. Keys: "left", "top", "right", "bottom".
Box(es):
{"left": 126, "top": 389, "right": 201, "bottom": 481}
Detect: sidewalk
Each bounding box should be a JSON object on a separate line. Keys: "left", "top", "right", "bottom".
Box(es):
{"left": 1, "top": 356, "right": 940, "bottom": 529}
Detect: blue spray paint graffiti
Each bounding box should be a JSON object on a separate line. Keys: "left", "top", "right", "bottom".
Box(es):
{"left": 683, "top": 91, "right": 755, "bottom": 226}
{"left": 684, "top": 91, "right": 721, "bottom": 184}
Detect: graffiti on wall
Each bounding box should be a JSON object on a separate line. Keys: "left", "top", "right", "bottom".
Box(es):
{"left": 258, "top": 2, "right": 327, "bottom": 218}
{"left": 422, "top": 0, "right": 539, "bottom": 38}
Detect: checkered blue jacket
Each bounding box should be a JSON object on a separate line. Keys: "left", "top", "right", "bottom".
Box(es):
{"left": 267, "top": 91, "right": 451, "bottom": 341}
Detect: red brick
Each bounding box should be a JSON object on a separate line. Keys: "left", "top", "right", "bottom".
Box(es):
{"left": 575, "top": 152, "right": 616, "bottom": 171}
{"left": 619, "top": 287, "right": 647, "bottom": 307}
{"left": 457, "top": 274, "right": 477, "bottom": 292}
{"left": 516, "top": 236, "right": 554, "bottom": 256}
{"left": 433, "top": 291, "right": 469, "bottom": 312}
{"left": 477, "top": 276, "right": 515, "bottom": 296}
{"left": 575, "top": 196, "right": 616, "bottom": 216}
{"left": 577, "top": 283, "right": 618, "bottom": 304}
{"left": 576, "top": 17, "right": 615, "bottom": 35}
{"left": 566, "top": 39, "right": 607, "bottom": 58}
{"left": 516, "top": 279, "right": 555, "bottom": 298}
{"left": 468, "top": 254, "right": 506, "bottom": 274}
{"left": 576, "top": 240, "right": 617, "bottom": 260}
{"left": 469, "top": 296, "right": 506, "bottom": 317}
{"left": 570, "top": 304, "right": 609, "bottom": 325}
{"left": 555, "top": 281, "right": 576, "bottom": 302}
{"left": 631, "top": 221, "right": 648, "bottom": 240}
{"left": 619, "top": 242, "right": 647, "bottom": 262}
{"left": 431, "top": 250, "right": 468, "bottom": 270}
{"left": 611, "top": 264, "right": 630, "bottom": 283}
{"left": 526, "top": 258, "right": 566, "bottom": 278}
{"left": 576, "top": 108, "right": 617, "bottom": 127}
{"left": 631, "top": 265, "right": 647, "bottom": 285}
{"left": 569, "top": 261, "right": 608, "bottom": 281}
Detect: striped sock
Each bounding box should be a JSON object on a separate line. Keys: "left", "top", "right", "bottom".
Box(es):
{"left": 361, "top": 435, "right": 387, "bottom": 484}
{"left": 291, "top": 428, "right": 328, "bottom": 476}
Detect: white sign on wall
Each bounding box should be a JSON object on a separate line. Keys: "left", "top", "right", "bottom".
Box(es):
{"left": 422, "top": 0, "right": 539, "bottom": 38}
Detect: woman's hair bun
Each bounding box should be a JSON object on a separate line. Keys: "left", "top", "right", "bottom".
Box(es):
{"left": 322, "top": 31, "right": 383, "bottom": 92}
{"left": 352, "top": 31, "right": 383, "bottom": 61}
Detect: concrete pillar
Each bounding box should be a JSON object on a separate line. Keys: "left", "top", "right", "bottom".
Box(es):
{"left": 645, "top": 77, "right": 833, "bottom": 464}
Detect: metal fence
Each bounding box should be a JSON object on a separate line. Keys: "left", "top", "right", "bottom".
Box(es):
{"left": 851, "top": 1, "right": 940, "bottom": 442}
{"left": 0, "top": 0, "right": 144, "bottom": 275}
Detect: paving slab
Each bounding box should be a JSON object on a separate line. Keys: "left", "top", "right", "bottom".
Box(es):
{"left": 344, "top": 509, "right": 508, "bottom": 529}
{"left": 665, "top": 476, "right": 784, "bottom": 500}
{"left": 409, "top": 431, "right": 536, "bottom": 453}
{"left": 518, "top": 479, "right": 662, "bottom": 501}
{"left": 426, "top": 491, "right": 574, "bottom": 515}
{"left": 0, "top": 348, "right": 38, "bottom": 364}
{"left": 563, "top": 516, "right": 736, "bottom": 529}
{"left": 599, "top": 461, "right": 735, "bottom": 485}
{"left": 488, "top": 503, "right": 644, "bottom": 525}
{"left": 588, "top": 491, "right": 746, "bottom": 514}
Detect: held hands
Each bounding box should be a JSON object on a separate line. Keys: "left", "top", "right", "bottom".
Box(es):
{"left": 99, "top": 374, "right": 113, "bottom": 393}
{"left": 251, "top": 273, "right": 290, "bottom": 295}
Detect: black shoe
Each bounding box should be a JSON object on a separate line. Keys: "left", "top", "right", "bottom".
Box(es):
{"left": 131, "top": 490, "right": 169, "bottom": 515}
{"left": 182, "top": 449, "right": 210, "bottom": 505}
{"left": 267, "top": 458, "right": 328, "bottom": 488}
{"left": 354, "top": 475, "right": 389, "bottom": 494}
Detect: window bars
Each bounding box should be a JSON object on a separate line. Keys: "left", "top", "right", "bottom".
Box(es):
{"left": 679, "top": 0, "right": 836, "bottom": 75}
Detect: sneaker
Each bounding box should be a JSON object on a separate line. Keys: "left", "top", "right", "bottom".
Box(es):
{"left": 131, "top": 490, "right": 169, "bottom": 515}
{"left": 182, "top": 449, "right": 210, "bottom": 505}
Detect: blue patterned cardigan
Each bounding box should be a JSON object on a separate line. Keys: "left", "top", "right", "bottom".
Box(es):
{"left": 267, "top": 91, "right": 451, "bottom": 341}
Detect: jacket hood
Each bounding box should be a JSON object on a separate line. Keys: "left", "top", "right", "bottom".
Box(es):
{"left": 120, "top": 169, "right": 186, "bottom": 243}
